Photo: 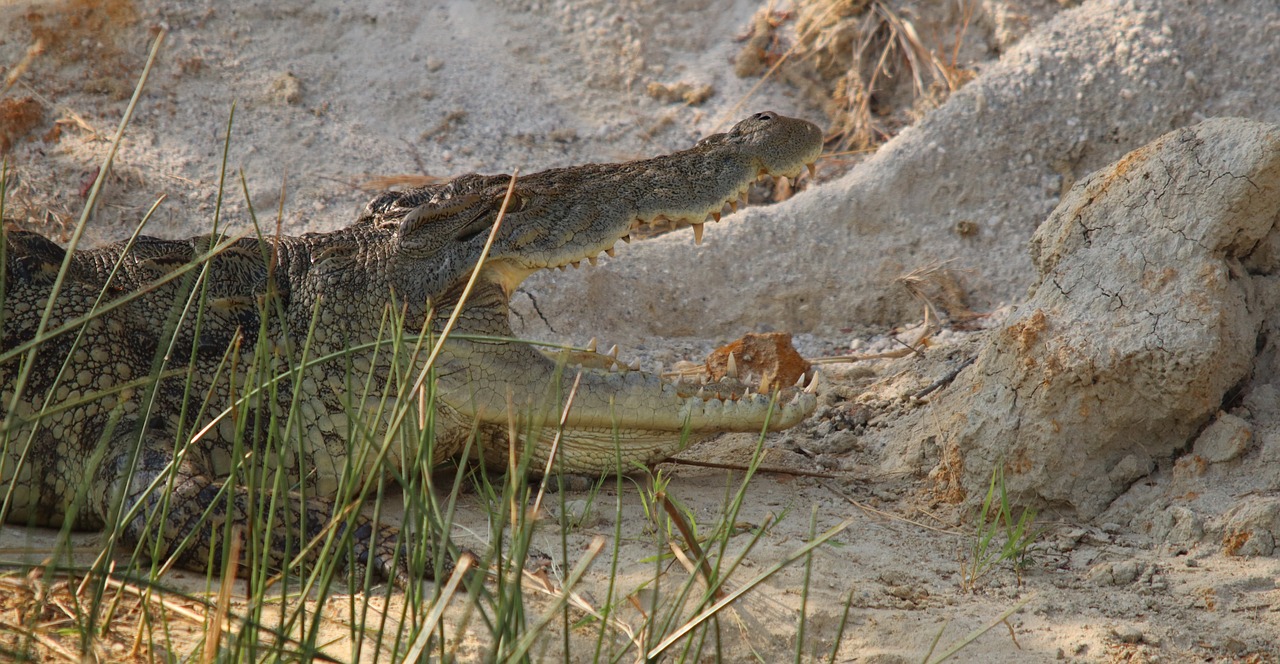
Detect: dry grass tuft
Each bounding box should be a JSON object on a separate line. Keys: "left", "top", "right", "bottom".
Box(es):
{"left": 894, "top": 260, "right": 984, "bottom": 329}
{"left": 738, "top": 0, "right": 979, "bottom": 154}
{"left": 0, "top": 568, "right": 207, "bottom": 662}
{"left": 0, "top": 97, "right": 46, "bottom": 154}
{"left": 15, "top": 0, "right": 144, "bottom": 101}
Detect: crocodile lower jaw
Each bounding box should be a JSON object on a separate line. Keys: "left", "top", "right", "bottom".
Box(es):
{"left": 457, "top": 354, "right": 819, "bottom": 436}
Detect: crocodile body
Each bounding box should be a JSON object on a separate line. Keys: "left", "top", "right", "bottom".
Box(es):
{"left": 0, "top": 112, "right": 822, "bottom": 582}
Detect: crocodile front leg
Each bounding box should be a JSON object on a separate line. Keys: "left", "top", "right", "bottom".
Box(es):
{"left": 90, "top": 419, "right": 431, "bottom": 586}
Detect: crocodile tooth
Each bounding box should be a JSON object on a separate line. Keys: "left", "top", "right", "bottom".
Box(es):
{"left": 740, "top": 191, "right": 749, "bottom": 208}
{"left": 729, "top": 198, "right": 738, "bottom": 213}
{"left": 607, "top": 344, "right": 619, "bottom": 359}
{"left": 777, "top": 175, "right": 789, "bottom": 190}
{"left": 629, "top": 360, "right": 640, "bottom": 371}
{"left": 621, "top": 235, "right": 632, "bottom": 244}
{"left": 571, "top": 260, "right": 581, "bottom": 268}
{"left": 557, "top": 265, "right": 566, "bottom": 271}
{"left": 804, "top": 371, "right": 821, "bottom": 394}
{"left": 610, "top": 361, "right": 620, "bottom": 372}
{"left": 605, "top": 246, "right": 616, "bottom": 257}
{"left": 726, "top": 352, "right": 738, "bottom": 379}
{"left": 794, "top": 373, "right": 806, "bottom": 387}
{"left": 588, "top": 255, "right": 598, "bottom": 266}
{"left": 586, "top": 337, "right": 598, "bottom": 353}
{"left": 710, "top": 211, "right": 721, "bottom": 222}
{"left": 807, "top": 162, "right": 817, "bottom": 178}
{"left": 692, "top": 223, "right": 704, "bottom": 245}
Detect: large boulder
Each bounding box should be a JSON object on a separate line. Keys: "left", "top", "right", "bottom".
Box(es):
{"left": 931, "top": 118, "right": 1280, "bottom": 517}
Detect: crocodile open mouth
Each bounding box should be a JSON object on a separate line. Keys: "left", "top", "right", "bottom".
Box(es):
{"left": 460, "top": 111, "right": 824, "bottom": 435}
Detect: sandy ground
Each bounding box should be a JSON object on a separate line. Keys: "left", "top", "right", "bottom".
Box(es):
{"left": 3, "top": 0, "right": 1280, "bottom": 661}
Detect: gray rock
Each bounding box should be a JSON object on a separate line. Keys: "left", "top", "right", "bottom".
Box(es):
{"left": 1088, "top": 560, "right": 1144, "bottom": 586}
{"left": 1111, "top": 625, "right": 1145, "bottom": 644}
{"left": 930, "top": 118, "right": 1280, "bottom": 517}
{"left": 557, "top": 499, "right": 603, "bottom": 529}
{"left": 1219, "top": 497, "right": 1280, "bottom": 557}
{"left": 269, "top": 71, "right": 303, "bottom": 105}
{"left": 1193, "top": 413, "right": 1254, "bottom": 463}
{"left": 1153, "top": 506, "right": 1205, "bottom": 546}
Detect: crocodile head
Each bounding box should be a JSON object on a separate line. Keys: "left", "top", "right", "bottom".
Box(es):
{"left": 360, "top": 112, "right": 824, "bottom": 472}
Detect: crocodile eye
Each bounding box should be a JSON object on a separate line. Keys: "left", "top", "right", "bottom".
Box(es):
{"left": 455, "top": 192, "right": 524, "bottom": 243}
{"left": 502, "top": 192, "right": 527, "bottom": 214}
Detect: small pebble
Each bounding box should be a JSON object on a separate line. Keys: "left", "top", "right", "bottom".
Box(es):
{"left": 559, "top": 499, "right": 600, "bottom": 528}
{"left": 1112, "top": 625, "right": 1145, "bottom": 644}
{"left": 269, "top": 72, "right": 303, "bottom": 105}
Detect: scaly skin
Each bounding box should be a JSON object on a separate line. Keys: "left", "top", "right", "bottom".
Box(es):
{"left": 0, "top": 112, "right": 822, "bottom": 583}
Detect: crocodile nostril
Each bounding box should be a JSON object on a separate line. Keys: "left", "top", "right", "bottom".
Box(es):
{"left": 754, "top": 112, "right": 775, "bottom": 121}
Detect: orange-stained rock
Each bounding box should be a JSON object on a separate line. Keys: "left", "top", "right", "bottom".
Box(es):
{"left": 706, "top": 332, "right": 811, "bottom": 393}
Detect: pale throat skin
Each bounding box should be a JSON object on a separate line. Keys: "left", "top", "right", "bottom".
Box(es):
{"left": 0, "top": 111, "right": 823, "bottom": 582}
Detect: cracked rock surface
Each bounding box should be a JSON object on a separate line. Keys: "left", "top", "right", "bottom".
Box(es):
{"left": 927, "top": 118, "right": 1280, "bottom": 517}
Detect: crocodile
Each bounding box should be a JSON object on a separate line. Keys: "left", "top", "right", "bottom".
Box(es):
{"left": 0, "top": 111, "right": 823, "bottom": 584}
